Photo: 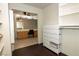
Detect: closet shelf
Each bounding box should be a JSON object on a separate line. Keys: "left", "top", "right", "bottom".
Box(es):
{"left": 59, "top": 3, "right": 79, "bottom": 17}
{"left": 59, "top": 11, "right": 79, "bottom": 17}
{"left": 59, "top": 25, "right": 79, "bottom": 29}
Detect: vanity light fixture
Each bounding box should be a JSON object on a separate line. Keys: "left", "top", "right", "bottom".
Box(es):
{"left": 15, "top": 14, "right": 33, "bottom": 19}
{"left": 23, "top": 12, "right": 33, "bottom": 19}
{"left": 15, "top": 12, "right": 37, "bottom": 20}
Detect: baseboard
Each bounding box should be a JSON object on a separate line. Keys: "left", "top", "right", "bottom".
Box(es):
{"left": 59, "top": 52, "right": 68, "bottom": 56}
{"left": 39, "top": 43, "right": 43, "bottom": 45}
{"left": 42, "top": 45, "right": 67, "bottom": 56}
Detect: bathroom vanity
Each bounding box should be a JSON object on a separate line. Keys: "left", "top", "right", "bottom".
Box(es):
{"left": 16, "top": 29, "right": 37, "bottom": 39}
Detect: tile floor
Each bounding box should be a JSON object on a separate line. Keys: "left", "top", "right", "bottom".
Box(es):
{"left": 14, "top": 37, "right": 38, "bottom": 49}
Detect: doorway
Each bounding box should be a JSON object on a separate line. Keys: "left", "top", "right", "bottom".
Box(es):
{"left": 13, "top": 10, "right": 38, "bottom": 50}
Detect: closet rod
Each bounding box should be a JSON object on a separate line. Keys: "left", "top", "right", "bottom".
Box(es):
{"left": 60, "top": 27, "right": 79, "bottom": 29}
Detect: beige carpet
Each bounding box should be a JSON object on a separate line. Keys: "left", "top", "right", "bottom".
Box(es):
{"left": 14, "top": 38, "right": 38, "bottom": 49}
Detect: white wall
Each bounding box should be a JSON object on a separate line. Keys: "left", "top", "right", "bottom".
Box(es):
{"left": 16, "top": 19, "right": 37, "bottom": 29}
{"left": 61, "top": 29, "right": 79, "bottom": 56}
{"left": 60, "top": 12, "right": 79, "bottom": 26}
{"left": 9, "top": 3, "right": 43, "bottom": 43}
{"left": 42, "top": 4, "right": 59, "bottom": 54}
{"left": 0, "top": 3, "right": 12, "bottom": 56}
{"left": 43, "top": 4, "right": 58, "bottom": 25}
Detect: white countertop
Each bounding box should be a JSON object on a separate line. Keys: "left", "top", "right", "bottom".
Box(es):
{"left": 16, "top": 29, "right": 37, "bottom": 32}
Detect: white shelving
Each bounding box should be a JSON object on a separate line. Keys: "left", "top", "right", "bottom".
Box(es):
{"left": 43, "top": 25, "right": 61, "bottom": 54}
{"left": 59, "top": 3, "right": 79, "bottom": 56}
{"left": 59, "top": 3, "right": 79, "bottom": 17}
{"left": 59, "top": 3, "right": 79, "bottom": 55}
{"left": 59, "top": 4, "right": 79, "bottom": 27}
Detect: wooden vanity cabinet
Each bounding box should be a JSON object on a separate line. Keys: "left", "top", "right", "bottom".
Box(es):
{"left": 17, "top": 31, "right": 28, "bottom": 39}
{"left": 17, "top": 30, "right": 38, "bottom": 39}
{"left": 34, "top": 31, "right": 38, "bottom": 37}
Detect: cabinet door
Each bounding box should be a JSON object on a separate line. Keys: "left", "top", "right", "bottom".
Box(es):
{"left": 22, "top": 31, "right": 28, "bottom": 39}
{"left": 17, "top": 31, "right": 28, "bottom": 39}
{"left": 17, "top": 31, "right": 23, "bottom": 39}
{"left": 34, "top": 31, "right": 37, "bottom": 37}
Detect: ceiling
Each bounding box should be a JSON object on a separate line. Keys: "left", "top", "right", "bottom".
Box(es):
{"left": 25, "top": 3, "right": 52, "bottom": 9}
{"left": 14, "top": 10, "right": 37, "bottom": 16}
